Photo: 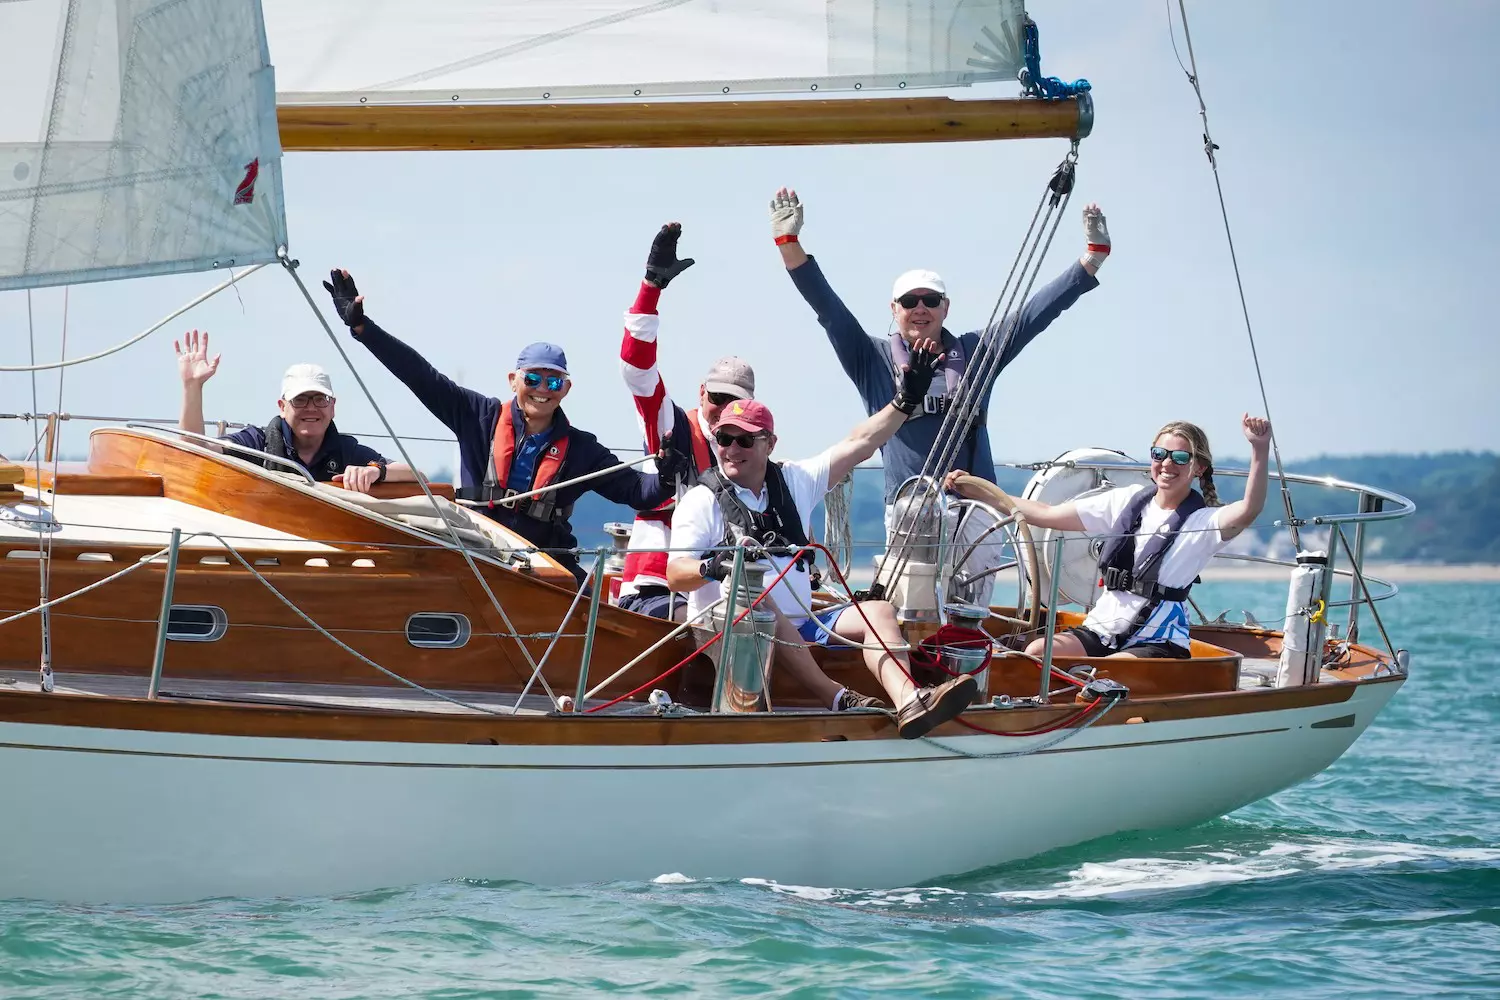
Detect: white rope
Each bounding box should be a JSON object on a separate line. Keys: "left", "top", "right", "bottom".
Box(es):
{"left": 0, "top": 263, "right": 271, "bottom": 372}
{"left": 918, "top": 696, "right": 1119, "bottom": 759}
{"left": 201, "top": 531, "right": 502, "bottom": 715}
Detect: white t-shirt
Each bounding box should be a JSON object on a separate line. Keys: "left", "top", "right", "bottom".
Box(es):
{"left": 1074, "top": 485, "right": 1231, "bottom": 649}
{"left": 670, "top": 450, "right": 833, "bottom": 624}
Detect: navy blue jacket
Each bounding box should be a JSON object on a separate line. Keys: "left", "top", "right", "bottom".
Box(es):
{"left": 223, "top": 418, "right": 385, "bottom": 482}
{"left": 788, "top": 257, "right": 1099, "bottom": 503}
{"left": 354, "top": 319, "right": 677, "bottom": 577}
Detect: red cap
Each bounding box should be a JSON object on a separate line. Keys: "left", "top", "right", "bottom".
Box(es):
{"left": 712, "top": 398, "right": 774, "bottom": 436}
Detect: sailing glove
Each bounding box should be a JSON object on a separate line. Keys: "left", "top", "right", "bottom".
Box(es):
{"left": 645, "top": 223, "right": 695, "bottom": 288}
{"left": 769, "top": 189, "right": 803, "bottom": 242}
{"left": 653, "top": 442, "right": 695, "bottom": 490}
{"left": 893, "top": 345, "right": 941, "bottom": 414}
{"left": 322, "top": 269, "right": 366, "bottom": 329}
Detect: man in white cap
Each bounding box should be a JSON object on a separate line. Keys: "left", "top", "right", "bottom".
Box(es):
{"left": 768, "top": 188, "right": 1110, "bottom": 517}
{"left": 175, "top": 329, "right": 414, "bottom": 492}
{"left": 617, "top": 222, "right": 761, "bottom": 619}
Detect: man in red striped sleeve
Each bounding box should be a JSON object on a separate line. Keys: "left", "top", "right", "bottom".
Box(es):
{"left": 617, "top": 223, "right": 756, "bottom": 620}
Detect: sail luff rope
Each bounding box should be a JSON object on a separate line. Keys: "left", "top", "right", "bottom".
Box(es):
{"left": 1171, "top": 0, "right": 1301, "bottom": 546}
{"left": 26, "top": 291, "right": 54, "bottom": 692}
{"left": 281, "top": 255, "right": 562, "bottom": 703}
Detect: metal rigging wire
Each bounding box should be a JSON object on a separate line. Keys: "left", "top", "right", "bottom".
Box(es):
{"left": 1169, "top": 0, "right": 1302, "bottom": 546}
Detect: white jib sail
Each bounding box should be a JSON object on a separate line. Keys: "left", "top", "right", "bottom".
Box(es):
{"left": 264, "top": 0, "right": 1029, "bottom": 105}
{"left": 0, "top": 0, "right": 288, "bottom": 292}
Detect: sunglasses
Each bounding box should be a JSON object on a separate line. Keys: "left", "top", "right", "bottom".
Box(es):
{"left": 1149, "top": 446, "right": 1193, "bottom": 466}
{"left": 706, "top": 391, "right": 739, "bottom": 407}
{"left": 714, "top": 430, "right": 765, "bottom": 449}
{"left": 286, "top": 393, "right": 333, "bottom": 409}
{"left": 522, "top": 371, "right": 568, "bottom": 392}
{"left": 896, "top": 292, "right": 944, "bottom": 310}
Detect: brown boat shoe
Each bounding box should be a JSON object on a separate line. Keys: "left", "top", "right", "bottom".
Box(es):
{"left": 896, "top": 674, "right": 979, "bottom": 740}
{"left": 833, "top": 687, "right": 887, "bottom": 712}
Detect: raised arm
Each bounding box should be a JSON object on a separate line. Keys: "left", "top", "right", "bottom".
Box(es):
{"left": 323, "top": 269, "right": 492, "bottom": 435}
{"left": 1215, "top": 415, "right": 1272, "bottom": 541}
{"left": 823, "top": 342, "right": 942, "bottom": 484}
{"left": 772, "top": 188, "right": 890, "bottom": 408}
{"left": 174, "top": 329, "right": 225, "bottom": 453}
{"left": 621, "top": 224, "right": 695, "bottom": 457}
{"left": 980, "top": 204, "right": 1107, "bottom": 373}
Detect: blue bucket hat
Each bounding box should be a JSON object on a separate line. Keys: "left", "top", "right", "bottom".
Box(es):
{"left": 515, "top": 342, "right": 569, "bottom": 375}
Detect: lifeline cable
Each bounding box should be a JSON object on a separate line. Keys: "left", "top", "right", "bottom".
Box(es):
{"left": 1168, "top": 0, "right": 1300, "bottom": 546}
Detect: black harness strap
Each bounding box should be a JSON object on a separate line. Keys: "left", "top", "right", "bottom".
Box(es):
{"left": 700, "top": 464, "right": 813, "bottom": 570}
{"left": 1093, "top": 486, "right": 1207, "bottom": 647}
{"left": 260, "top": 418, "right": 344, "bottom": 480}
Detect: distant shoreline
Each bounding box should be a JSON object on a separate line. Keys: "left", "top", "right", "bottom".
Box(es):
{"left": 1201, "top": 562, "right": 1500, "bottom": 582}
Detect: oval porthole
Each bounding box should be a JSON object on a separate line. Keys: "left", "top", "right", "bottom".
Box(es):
{"left": 167, "top": 605, "right": 227, "bottom": 642}
{"left": 405, "top": 613, "right": 471, "bottom": 649}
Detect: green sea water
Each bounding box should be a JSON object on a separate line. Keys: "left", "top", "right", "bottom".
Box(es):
{"left": 2, "top": 581, "right": 1496, "bottom": 999}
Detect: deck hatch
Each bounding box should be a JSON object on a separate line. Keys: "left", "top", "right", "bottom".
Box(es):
{"left": 405, "top": 613, "right": 471, "bottom": 649}
{"left": 166, "top": 605, "right": 228, "bottom": 642}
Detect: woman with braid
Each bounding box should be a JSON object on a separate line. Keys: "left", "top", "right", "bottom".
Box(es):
{"left": 947, "top": 415, "right": 1271, "bottom": 659}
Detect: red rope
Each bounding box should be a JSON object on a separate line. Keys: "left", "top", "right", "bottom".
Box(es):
{"left": 586, "top": 539, "right": 1108, "bottom": 740}
{"left": 584, "top": 546, "right": 808, "bottom": 714}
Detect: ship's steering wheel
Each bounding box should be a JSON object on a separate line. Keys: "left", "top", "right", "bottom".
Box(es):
{"left": 943, "top": 475, "right": 1042, "bottom": 636}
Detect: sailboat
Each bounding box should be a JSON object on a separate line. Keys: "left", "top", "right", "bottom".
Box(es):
{"left": 0, "top": 0, "right": 1410, "bottom": 904}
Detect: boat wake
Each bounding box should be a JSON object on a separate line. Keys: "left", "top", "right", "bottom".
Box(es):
{"left": 723, "top": 834, "right": 1500, "bottom": 908}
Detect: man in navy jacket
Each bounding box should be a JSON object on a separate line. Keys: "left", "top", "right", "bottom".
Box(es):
{"left": 323, "top": 269, "right": 689, "bottom": 584}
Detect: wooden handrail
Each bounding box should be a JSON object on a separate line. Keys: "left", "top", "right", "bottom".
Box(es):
{"left": 277, "top": 96, "right": 1088, "bottom": 152}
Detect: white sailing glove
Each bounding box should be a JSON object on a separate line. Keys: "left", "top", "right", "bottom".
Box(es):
{"left": 1081, "top": 202, "right": 1110, "bottom": 271}
{"left": 770, "top": 188, "right": 803, "bottom": 244}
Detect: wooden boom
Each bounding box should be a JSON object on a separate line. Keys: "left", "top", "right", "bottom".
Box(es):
{"left": 277, "top": 96, "right": 1090, "bottom": 152}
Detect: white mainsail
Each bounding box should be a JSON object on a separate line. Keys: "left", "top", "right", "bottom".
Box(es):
{"left": 264, "top": 0, "right": 1028, "bottom": 105}
{"left": 0, "top": 0, "right": 287, "bottom": 292}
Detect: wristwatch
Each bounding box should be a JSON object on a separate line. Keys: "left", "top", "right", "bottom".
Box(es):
{"left": 368, "top": 459, "right": 388, "bottom": 485}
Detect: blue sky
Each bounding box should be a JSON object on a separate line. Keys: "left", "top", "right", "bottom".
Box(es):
{"left": 3, "top": 0, "right": 1496, "bottom": 478}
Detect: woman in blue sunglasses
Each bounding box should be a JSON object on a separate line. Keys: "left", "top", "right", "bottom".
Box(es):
{"left": 948, "top": 414, "right": 1271, "bottom": 660}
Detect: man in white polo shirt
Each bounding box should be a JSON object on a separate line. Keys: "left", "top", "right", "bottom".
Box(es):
{"left": 666, "top": 382, "right": 979, "bottom": 740}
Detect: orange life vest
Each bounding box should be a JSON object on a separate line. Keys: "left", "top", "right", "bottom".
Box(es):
{"left": 683, "top": 407, "right": 713, "bottom": 473}
{"left": 486, "top": 400, "right": 570, "bottom": 510}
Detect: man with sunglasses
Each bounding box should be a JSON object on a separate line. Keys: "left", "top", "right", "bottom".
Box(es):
{"left": 665, "top": 354, "right": 982, "bottom": 740}
{"left": 174, "top": 329, "right": 414, "bottom": 492}
{"left": 768, "top": 188, "right": 1109, "bottom": 522}
{"left": 618, "top": 222, "right": 760, "bottom": 620}
{"left": 321, "top": 269, "right": 690, "bottom": 585}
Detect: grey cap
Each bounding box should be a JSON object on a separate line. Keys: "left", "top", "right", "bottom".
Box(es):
{"left": 702, "top": 356, "right": 755, "bottom": 399}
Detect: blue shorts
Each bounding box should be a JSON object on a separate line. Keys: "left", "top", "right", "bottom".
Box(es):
{"left": 796, "top": 603, "right": 852, "bottom": 646}
{"left": 617, "top": 588, "right": 684, "bottom": 621}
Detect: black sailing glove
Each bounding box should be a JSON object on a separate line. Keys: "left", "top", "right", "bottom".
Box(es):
{"left": 644, "top": 223, "right": 696, "bottom": 288}
{"left": 321, "top": 269, "right": 366, "bottom": 329}
{"left": 654, "top": 442, "right": 695, "bottom": 491}
{"left": 893, "top": 344, "right": 940, "bottom": 414}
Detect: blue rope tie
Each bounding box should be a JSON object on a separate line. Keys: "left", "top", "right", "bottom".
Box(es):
{"left": 1021, "top": 17, "right": 1091, "bottom": 100}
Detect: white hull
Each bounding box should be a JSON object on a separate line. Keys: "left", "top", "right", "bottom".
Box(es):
{"left": 0, "top": 681, "right": 1399, "bottom": 903}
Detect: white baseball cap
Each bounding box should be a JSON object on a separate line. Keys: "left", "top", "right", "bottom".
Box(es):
{"left": 891, "top": 269, "right": 947, "bottom": 300}
{"left": 281, "top": 363, "right": 334, "bottom": 401}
